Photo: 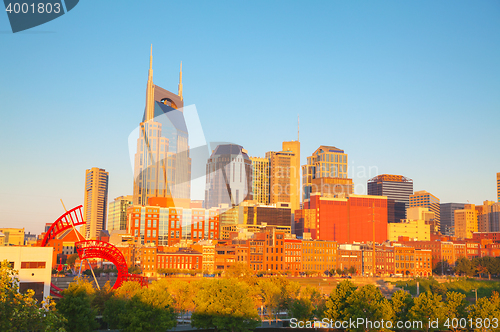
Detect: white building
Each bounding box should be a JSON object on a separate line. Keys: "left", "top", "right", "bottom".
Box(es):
{"left": 0, "top": 246, "right": 53, "bottom": 302}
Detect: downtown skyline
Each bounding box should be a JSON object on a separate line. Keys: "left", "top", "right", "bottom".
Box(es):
{"left": 1, "top": 1, "right": 499, "bottom": 234}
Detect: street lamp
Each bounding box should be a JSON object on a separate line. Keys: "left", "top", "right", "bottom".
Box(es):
{"left": 471, "top": 289, "right": 477, "bottom": 303}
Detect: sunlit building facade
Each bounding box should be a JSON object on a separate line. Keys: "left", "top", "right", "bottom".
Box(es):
{"left": 127, "top": 205, "right": 219, "bottom": 246}
{"left": 282, "top": 140, "right": 300, "bottom": 212}
{"left": 440, "top": 203, "right": 465, "bottom": 236}
{"left": 497, "top": 172, "right": 500, "bottom": 202}
{"left": 367, "top": 174, "right": 413, "bottom": 223}
{"left": 409, "top": 190, "right": 440, "bottom": 235}
{"left": 302, "top": 146, "right": 349, "bottom": 201}
{"left": 267, "top": 148, "right": 298, "bottom": 211}
{"left": 250, "top": 157, "right": 269, "bottom": 205}
{"left": 107, "top": 195, "right": 133, "bottom": 232}
{"left": 298, "top": 193, "right": 388, "bottom": 244}
{"left": 454, "top": 204, "right": 478, "bottom": 239}
{"left": 133, "top": 48, "right": 191, "bottom": 206}
{"left": 476, "top": 201, "right": 500, "bottom": 233}
{"left": 84, "top": 167, "right": 109, "bottom": 240}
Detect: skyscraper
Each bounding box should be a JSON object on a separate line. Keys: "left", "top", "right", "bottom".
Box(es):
{"left": 497, "top": 172, "right": 499, "bottom": 202}
{"left": 267, "top": 149, "right": 295, "bottom": 210}
{"left": 84, "top": 167, "right": 109, "bottom": 239}
{"left": 282, "top": 141, "right": 300, "bottom": 212}
{"left": 133, "top": 47, "right": 191, "bottom": 206}
{"left": 205, "top": 144, "right": 252, "bottom": 209}
{"left": 302, "top": 146, "right": 350, "bottom": 201}
{"left": 454, "top": 204, "right": 478, "bottom": 239}
{"left": 107, "top": 195, "right": 133, "bottom": 232}
{"left": 409, "top": 190, "right": 440, "bottom": 235}
{"left": 265, "top": 141, "right": 301, "bottom": 212}
{"left": 250, "top": 157, "right": 269, "bottom": 205}
{"left": 477, "top": 200, "right": 500, "bottom": 232}
{"left": 367, "top": 174, "right": 413, "bottom": 223}
{"left": 440, "top": 203, "right": 465, "bottom": 236}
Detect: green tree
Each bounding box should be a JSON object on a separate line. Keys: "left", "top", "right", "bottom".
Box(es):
{"left": 444, "top": 291, "right": 468, "bottom": 332}
{"left": 301, "top": 285, "right": 326, "bottom": 318}
{"left": 162, "top": 278, "right": 195, "bottom": 320}
{"left": 474, "top": 256, "right": 500, "bottom": 280}
{"left": 390, "top": 290, "right": 413, "bottom": 322}
{"left": 225, "top": 262, "right": 254, "bottom": 282}
{"left": 343, "top": 284, "right": 393, "bottom": 332}
{"left": 91, "top": 281, "right": 113, "bottom": 316}
{"left": 290, "top": 298, "right": 314, "bottom": 321}
{"left": 280, "top": 277, "right": 301, "bottom": 313}
{"left": 66, "top": 253, "right": 79, "bottom": 269}
{"left": 56, "top": 277, "right": 98, "bottom": 332}
{"left": 348, "top": 266, "right": 357, "bottom": 275}
{"left": 454, "top": 257, "right": 475, "bottom": 277}
{"left": 258, "top": 278, "right": 281, "bottom": 320}
{"left": 408, "top": 292, "right": 446, "bottom": 332}
{"left": 113, "top": 280, "right": 142, "bottom": 299}
{"left": 192, "top": 278, "right": 260, "bottom": 332}
{"left": 467, "top": 291, "right": 500, "bottom": 332}
{"left": 103, "top": 280, "right": 176, "bottom": 332}
{"left": 430, "top": 282, "right": 447, "bottom": 296}
{"left": 324, "top": 280, "right": 357, "bottom": 321}
{"left": 0, "top": 260, "right": 66, "bottom": 332}
{"left": 128, "top": 265, "right": 142, "bottom": 274}
{"left": 257, "top": 276, "right": 300, "bottom": 320}
{"left": 433, "top": 260, "right": 451, "bottom": 276}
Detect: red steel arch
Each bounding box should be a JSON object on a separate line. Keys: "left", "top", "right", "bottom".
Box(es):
{"left": 41, "top": 205, "right": 85, "bottom": 247}
{"left": 76, "top": 240, "right": 147, "bottom": 289}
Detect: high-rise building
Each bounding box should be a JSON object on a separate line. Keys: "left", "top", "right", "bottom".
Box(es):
{"left": 409, "top": 190, "right": 440, "bottom": 235}
{"left": 133, "top": 47, "right": 191, "bottom": 207}
{"left": 497, "top": 172, "right": 499, "bottom": 202}
{"left": 440, "top": 203, "right": 465, "bottom": 236}
{"left": 367, "top": 174, "right": 413, "bottom": 223}
{"left": 296, "top": 193, "right": 388, "bottom": 243}
{"left": 250, "top": 157, "right": 269, "bottom": 205}
{"left": 454, "top": 204, "right": 478, "bottom": 239}
{"left": 84, "top": 167, "right": 109, "bottom": 240}
{"left": 282, "top": 141, "right": 300, "bottom": 212}
{"left": 477, "top": 200, "right": 500, "bottom": 232}
{"left": 127, "top": 204, "right": 219, "bottom": 246}
{"left": 205, "top": 144, "right": 252, "bottom": 209}
{"left": 107, "top": 195, "right": 133, "bottom": 232}
{"left": 302, "top": 146, "right": 350, "bottom": 201}
{"left": 267, "top": 149, "right": 295, "bottom": 209}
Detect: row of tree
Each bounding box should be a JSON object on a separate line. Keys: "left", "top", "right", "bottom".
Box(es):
{"left": 450, "top": 256, "right": 500, "bottom": 279}
{"left": 2, "top": 260, "right": 500, "bottom": 332}
{"left": 324, "top": 281, "right": 500, "bottom": 332}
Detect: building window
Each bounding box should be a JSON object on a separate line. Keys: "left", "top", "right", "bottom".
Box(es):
{"left": 21, "top": 262, "right": 46, "bottom": 269}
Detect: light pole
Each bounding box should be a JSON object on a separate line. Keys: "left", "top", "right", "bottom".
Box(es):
{"left": 369, "top": 203, "right": 376, "bottom": 278}
{"left": 472, "top": 289, "right": 477, "bottom": 303}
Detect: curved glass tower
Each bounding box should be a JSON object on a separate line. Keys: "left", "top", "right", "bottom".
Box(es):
{"left": 205, "top": 144, "right": 253, "bottom": 209}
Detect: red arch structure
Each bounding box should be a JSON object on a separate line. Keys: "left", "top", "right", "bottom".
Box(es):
{"left": 43, "top": 206, "right": 148, "bottom": 290}
{"left": 76, "top": 240, "right": 147, "bottom": 289}
{"left": 41, "top": 205, "right": 85, "bottom": 247}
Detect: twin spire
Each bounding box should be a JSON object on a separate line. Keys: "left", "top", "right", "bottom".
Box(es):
{"left": 145, "top": 44, "right": 183, "bottom": 121}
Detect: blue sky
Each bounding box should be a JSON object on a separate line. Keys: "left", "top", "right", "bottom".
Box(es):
{"left": 1, "top": 1, "right": 499, "bottom": 233}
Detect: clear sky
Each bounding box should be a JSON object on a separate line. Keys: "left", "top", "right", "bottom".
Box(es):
{"left": 1, "top": 1, "right": 499, "bottom": 234}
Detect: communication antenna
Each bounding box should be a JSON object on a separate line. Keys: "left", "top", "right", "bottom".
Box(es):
{"left": 297, "top": 114, "right": 300, "bottom": 141}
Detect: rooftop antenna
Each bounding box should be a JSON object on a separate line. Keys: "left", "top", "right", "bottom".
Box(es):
{"left": 297, "top": 114, "right": 300, "bottom": 141}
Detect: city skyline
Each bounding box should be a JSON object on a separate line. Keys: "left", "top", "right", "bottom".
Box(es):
{"left": 1, "top": 1, "right": 499, "bottom": 234}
